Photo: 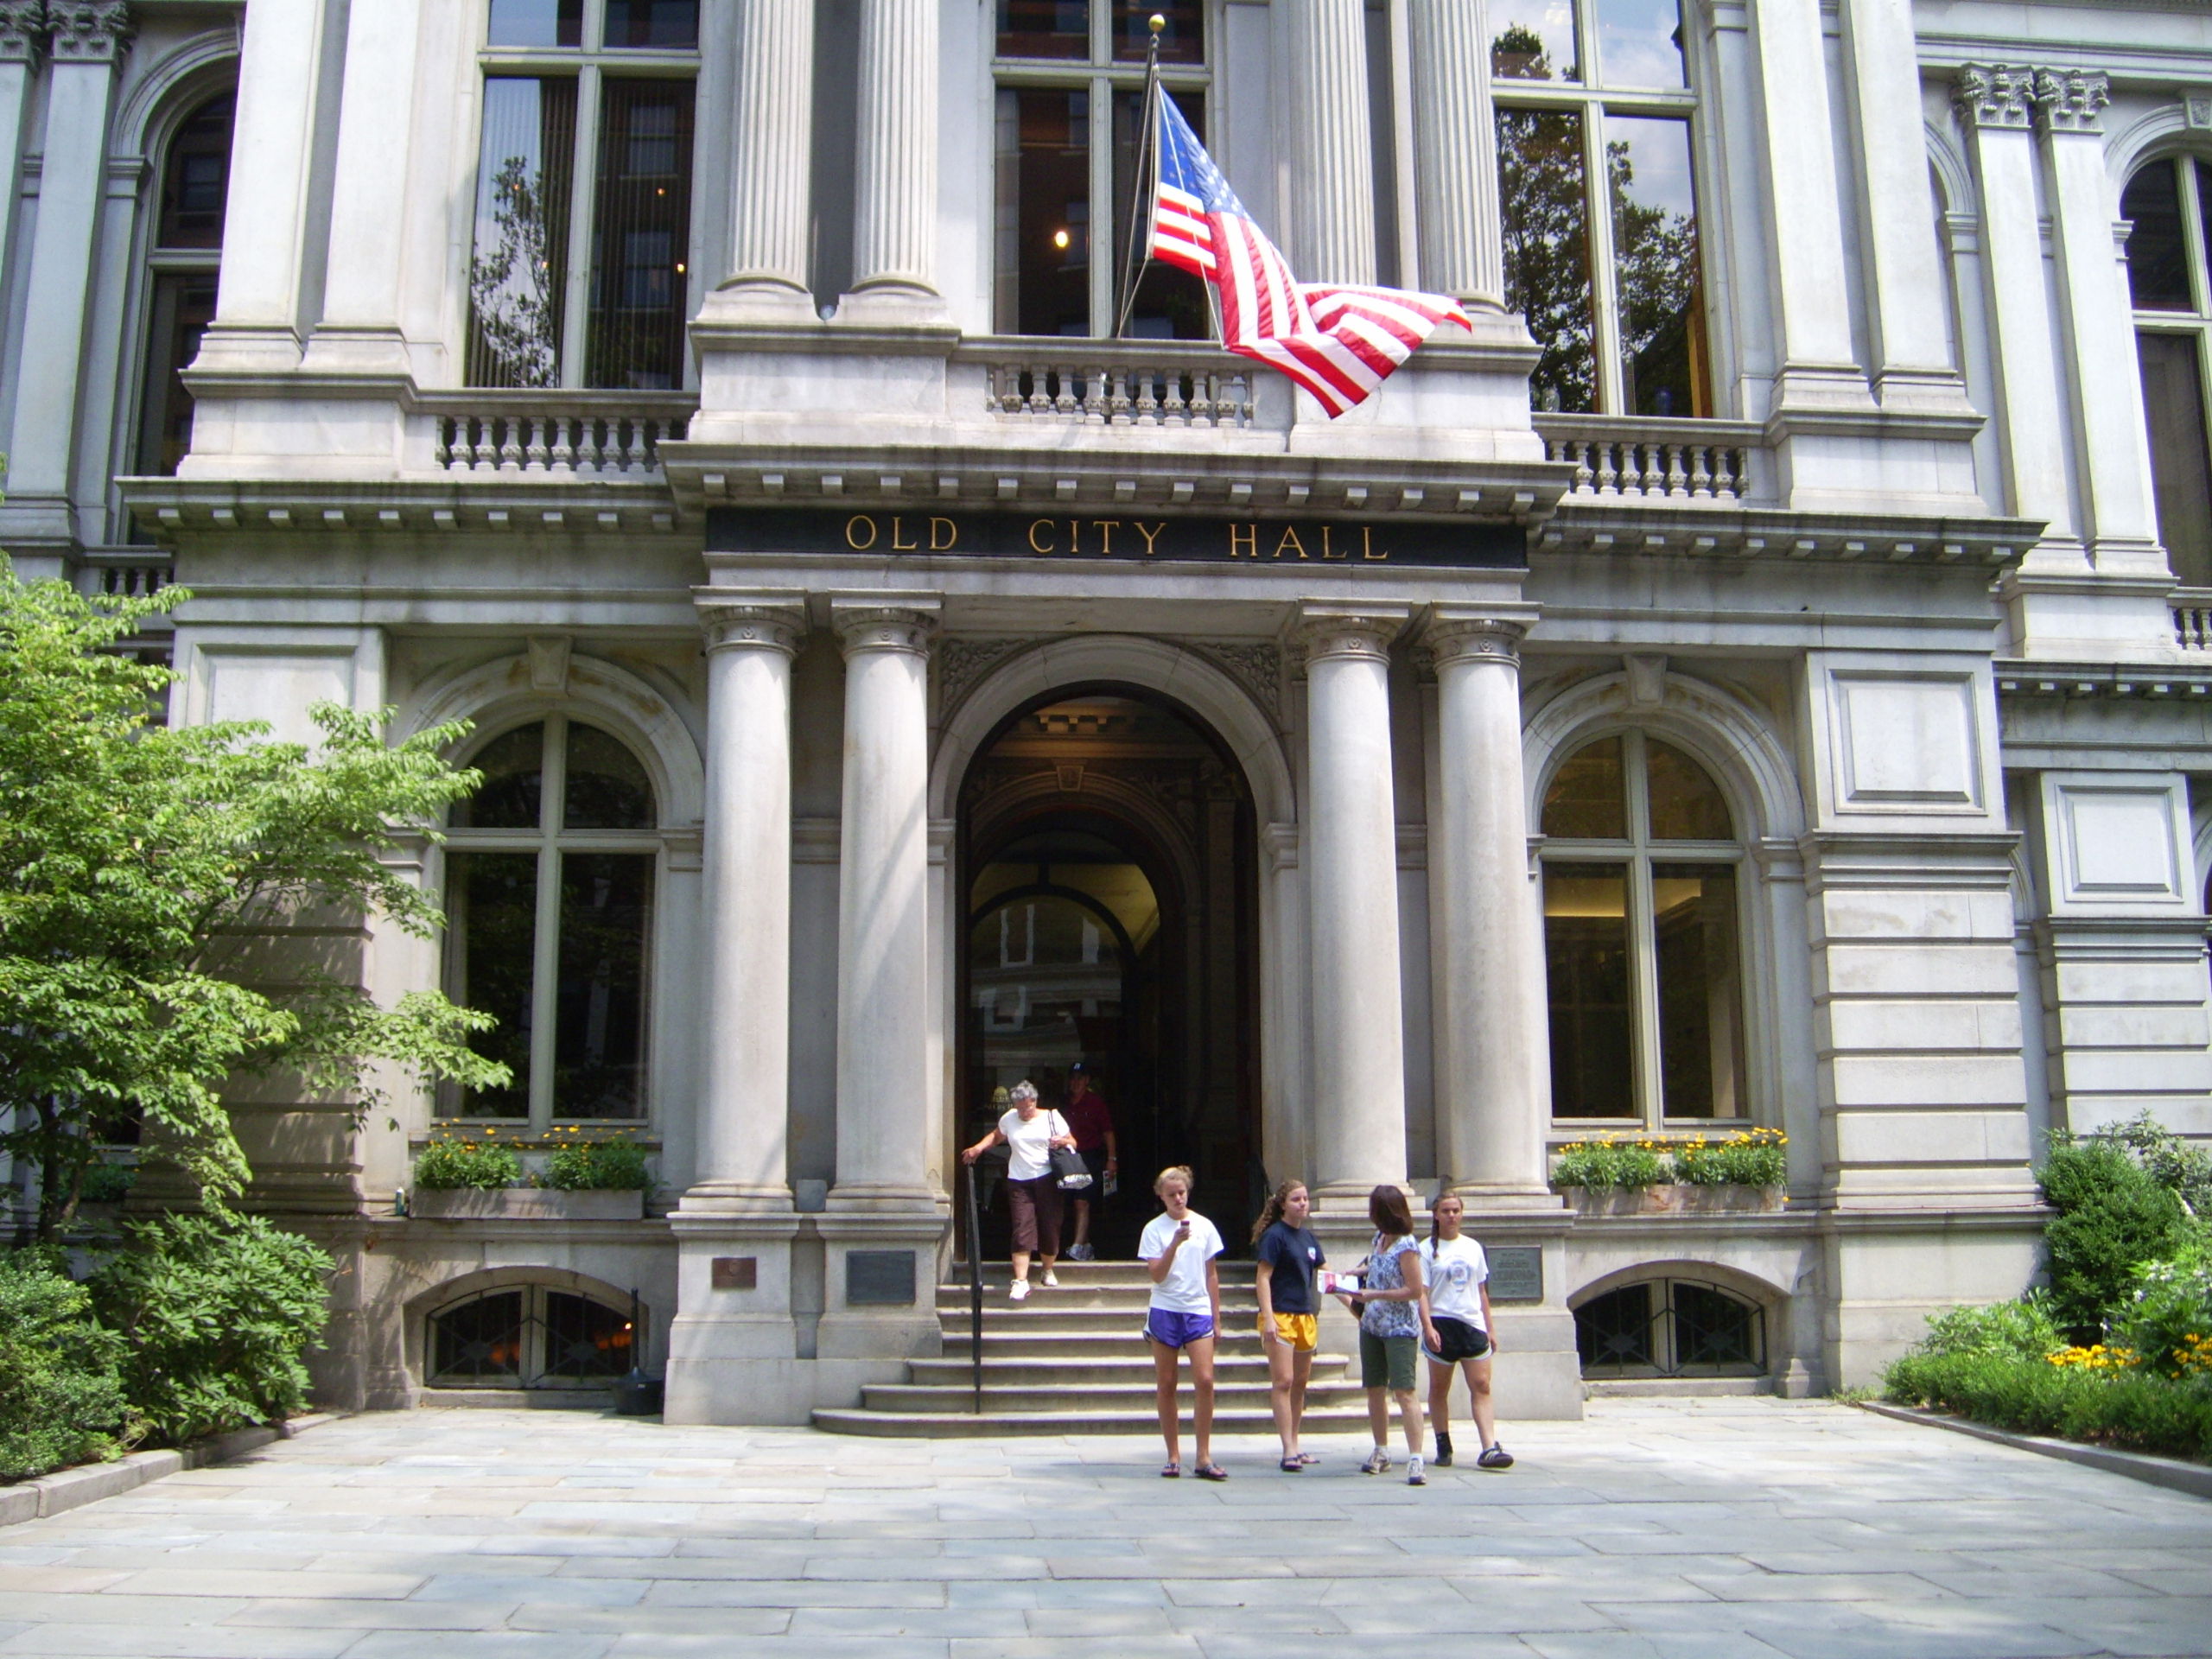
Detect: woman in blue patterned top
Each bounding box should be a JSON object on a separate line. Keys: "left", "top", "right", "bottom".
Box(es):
{"left": 1332, "top": 1184, "right": 1436, "bottom": 1485}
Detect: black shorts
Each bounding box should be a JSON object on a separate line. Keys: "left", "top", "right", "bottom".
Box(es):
{"left": 1079, "top": 1149, "right": 1110, "bottom": 1196}
{"left": 1422, "top": 1316, "right": 1492, "bottom": 1364}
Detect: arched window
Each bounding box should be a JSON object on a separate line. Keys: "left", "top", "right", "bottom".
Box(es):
{"left": 1575, "top": 1276, "right": 1765, "bottom": 1378}
{"left": 2122, "top": 155, "right": 2212, "bottom": 588}
{"left": 443, "top": 716, "right": 658, "bottom": 1123}
{"left": 426, "top": 1284, "right": 637, "bottom": 1389}
{"left": 132, "top": 90, "right": 233, "bottom": 480}
{"left": 1492, "top": 0, "right": 1711, "bottom": 415}
{"left": 1541, "top": 730, "right": 1746, "bottom": 1125}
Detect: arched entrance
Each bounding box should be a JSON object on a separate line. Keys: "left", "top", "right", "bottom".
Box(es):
{"left": 958, "top": 689, "right": 1262, "bottom": 1257}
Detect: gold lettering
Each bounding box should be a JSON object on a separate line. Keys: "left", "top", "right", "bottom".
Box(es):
{"left": 890, "top": 516, "right": 919, "bottom": 550}
{"left": 1135, "top": 521, "right": 1165, "bottom": 556}
{"left": 929, "top": 517, "right": 958, "bottom": 551}
{"left": 1069, "top": 519, "right": 1081, "bottom": 554}
{"left": 1321, "top": 525, "right": 1347, "bottom": 560}
{"left": 1028, "top": 518, "right": 1056, "bottom": 553}
{"left": 1094, "top": 519, "right": 1121, "bottom": 556}
{"left": 1274, "top": 525, "right": 1308, "bottom": 560}
{"left": 1362, "top": 525, "right": 1388, "bottom": 561}
{"left": 844, "top": 515, "right": 879, "bottom": 550}
{"left": 1228, "top": 522, "right": 1257, "bottom": 558}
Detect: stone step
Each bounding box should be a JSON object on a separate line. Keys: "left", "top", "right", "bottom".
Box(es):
{"left": 904, "top": 1354, "right": 1351, "bottom": 1387}
{"left": 860, "top": 1377, "right": 1369, "bottom": 1414}
{"left": 812, "top": 1403, "right": 1376, "bottom": 1438}
{"left": 940, "top": 1329, "right": 1277, "bottom": 1359}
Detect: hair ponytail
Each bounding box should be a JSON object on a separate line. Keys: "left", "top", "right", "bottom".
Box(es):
{"left": 1250, "top": 1179, "right": 1306, "bottom": 1245}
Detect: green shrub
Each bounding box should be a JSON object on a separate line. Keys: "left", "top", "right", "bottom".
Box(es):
{"left": 1671, "top": 1128, "right": 1788, "bottom": 1186}
{"left": 2037, "top": 1140, "right": 2188, "bottom": 1340}
{"left": 538, "top": 1138, "right": 651, "bottom": 1192}
{"left": 1906, "top": 1294, "right": 2063, "bottom": 1363}
{"left": 1884, "top": 1348, "right": 2212, "bottom": 1464}
{"left": 2098, "top": 1110, "right": 2212, "bottom": 1218}
{"left": 412, "top": 1136, "right": 521, "bottom": 1191}
{"left": 78, "top": 1162, "right": 137, "bottom": 1205}
{"left": 2113, "top": 1240, "right": 2212, "bottom": 1381}
{"left": 88, "top": 1215, "right": 332, "bottom": 1446}
{"left": 1550, "top": 1137, "right": 1669, "bottom": 1191}
{"left": 0, "top": 1250, "right": 133, "bottom": 1478}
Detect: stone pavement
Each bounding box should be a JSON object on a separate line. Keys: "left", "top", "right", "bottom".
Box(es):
{"left": 0, "top": 1397, "right": 2207, "bottom": 1658}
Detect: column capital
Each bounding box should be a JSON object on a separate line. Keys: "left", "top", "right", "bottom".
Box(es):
{"left": 0, "top": 3, "right": 46, "bottom": 65}
{"left": 1294, "top": 604, "right": 1408, "bottom": 665}
{"left": 47, "top": 0, "right": 129, "bottom": 63}
{"left": 830, "top": 594, "right": 940, "bottom": 659}
{"left": 1952, "top": 63, "right": 2036, "bottom": 130}
{"left": 698, "top": 593, "right": 806, "bottom": 655}
{"left": 1422, "top": 607, "right": 1538, "bottom": 669}
{"left": 2032, "top": 67, "right": 2110, "bottom": 135}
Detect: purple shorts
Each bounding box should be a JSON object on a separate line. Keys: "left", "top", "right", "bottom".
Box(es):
{"left": 1146, "top": 1309, "right": 1216, "bottom": 1349}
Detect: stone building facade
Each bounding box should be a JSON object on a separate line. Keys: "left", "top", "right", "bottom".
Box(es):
{"left": 5, "top": 0, "right": 2211, "bottom": 1423}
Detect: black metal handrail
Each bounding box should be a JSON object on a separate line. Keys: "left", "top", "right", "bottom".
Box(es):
{"left": 963, "top": 1160, "right": 985, "bottom": 1414}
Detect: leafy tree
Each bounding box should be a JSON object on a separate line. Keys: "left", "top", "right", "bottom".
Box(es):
{"left": 468, "top": 155, "right": 563, "bottom": 389}
{"left": 0, "top": 563, "right": 509, "bottom": 1239}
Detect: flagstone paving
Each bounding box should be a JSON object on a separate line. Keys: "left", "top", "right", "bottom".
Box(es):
{"left": 1, "top": 1397, "right": 2207, "bottom": 1657}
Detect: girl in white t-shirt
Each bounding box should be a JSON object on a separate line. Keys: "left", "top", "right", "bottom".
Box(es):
{"left": 1419, "top": 1192, "right": 1512, "bottom": 1471}
{"left": 1138, "top": 1166, "right": 1226, "bottom": 1480}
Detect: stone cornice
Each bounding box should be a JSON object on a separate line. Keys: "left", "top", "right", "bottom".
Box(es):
{"left": 47, "top": 0, "right": 128, "bottom": 63}
{"left": 1995, "top": 660, "right": 2212, "bottom": 700}
{"left": 1536, "top": 505, "right": 2040, "bottom": 568}
{"left": 0, "top": 2, "right": 45, "bottom": 65}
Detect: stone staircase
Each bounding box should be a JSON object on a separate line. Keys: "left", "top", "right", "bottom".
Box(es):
{"left": 812, "top": 1260, "right": 1373, "bottom": 1436}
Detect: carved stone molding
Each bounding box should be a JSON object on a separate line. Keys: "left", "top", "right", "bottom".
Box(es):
{"left": 1294, "top": 606, "right": 1407, "bottom": 667}
{"left": 935, "top": 636, "right": 1032, "bottom": 713}
{"left": 697, "top": 595, "right": 805, "bottom": 656}
{"left": 47, "top": 0, "right": 130, "bottom": 62}
{"left": 1422, "top": 613, "right": 1529, "bottom": 670}
{"left": 1189, "top": 640, "right": 1282, "bottom": 722}
{"left": 2032, "top": 67, "right": 2110, "bottom": 134}
{"left": 830, "top": 600, "right": 938, "bottom": 659}
{"left": 0, "top": 3, "right": 47, "bottom": 65}
{"left": 1953, "top": 63, "right": 2035, "bottom": 130}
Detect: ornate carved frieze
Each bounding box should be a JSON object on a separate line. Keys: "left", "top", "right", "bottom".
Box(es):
{"left": 1952, "top": 63, "right": 2036, "bottom": 130}
{"left": 2032, "top": 67, "right": 2109, "bottom": 134}
{"left": 935, "top": 636, "right": 1033, "bottom": 713}
{"left": 46, "top": 0, "right": 130, "bottom": 62}
{"left": 0, "top": 2, "right": 46, "bottom": 65}
{"left": 1190, "top": 640, "right": 1282, "bottom": 723}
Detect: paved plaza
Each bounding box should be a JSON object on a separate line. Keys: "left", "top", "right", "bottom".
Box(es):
{"left": 0, "top": 1398, "right": 2207, "bottom": 1658}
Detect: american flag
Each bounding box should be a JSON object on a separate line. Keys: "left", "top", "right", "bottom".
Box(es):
{"left": 1148, "top": 92, "right": 1470, "bottom": 417}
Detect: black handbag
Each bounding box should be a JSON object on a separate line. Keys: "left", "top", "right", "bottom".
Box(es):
{"left": 1046, "top": 1113, "right": 1092, "bottom": 1189}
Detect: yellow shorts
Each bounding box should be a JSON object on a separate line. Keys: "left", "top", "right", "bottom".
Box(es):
{"left": 1264, "top": 1312, "right": 1319, "bottom": 1352}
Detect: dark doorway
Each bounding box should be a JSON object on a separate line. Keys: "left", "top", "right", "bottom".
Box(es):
{"left": 957, "top": 690, "right": 1261, "bottom": 1260}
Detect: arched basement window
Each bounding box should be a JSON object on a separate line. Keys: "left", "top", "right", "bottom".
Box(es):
{"left": 1575, "top": 1277, "right": 1765, "bottom": 1378}
{"left": 426, "top": 1284, "right": 637, "bottom": 1389}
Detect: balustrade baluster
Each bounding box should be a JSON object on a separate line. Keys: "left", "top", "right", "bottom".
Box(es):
{"left": 1664, "top": 444, "right": 1688, "bottom": 497}
{"left": 497, "top": 417, "right": 523, "bottom": 471}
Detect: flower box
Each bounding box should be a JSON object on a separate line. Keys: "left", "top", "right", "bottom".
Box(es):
{"left": 409, "top": 1187, "right": 645, "bottom": 1222}
{"left": 1567, "top": 1184, "right": 1784, "bottom": 1218}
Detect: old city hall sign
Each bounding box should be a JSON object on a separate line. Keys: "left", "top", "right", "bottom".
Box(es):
{"left": 705, "top": 508, "right": 1526, "bottom": 569}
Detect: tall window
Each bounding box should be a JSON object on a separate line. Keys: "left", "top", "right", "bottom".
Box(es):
{"left": 993, "top": 1, "right": 1211, "bottom": 338}
{"left": 1541, "top": 731, "right": 1746, "bottom": 1125}
{"left": 134, "top": 91, "right": 233, "bottom": 480}
{"left": 2122, "top": 156, "right": 2212, "bottom": 589}
{"left": 468, "top": 0, "right": 699, "bottom": 389}
{"left": 1491, "top": 0, "right": 1710, "bottom": 416}
{"left": 444, "top": 717, "right": 659, "bottom": 1123}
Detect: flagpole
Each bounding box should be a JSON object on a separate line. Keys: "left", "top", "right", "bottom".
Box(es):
{"left": 1110, "top": 14, "right": 1166, "bottom": 340}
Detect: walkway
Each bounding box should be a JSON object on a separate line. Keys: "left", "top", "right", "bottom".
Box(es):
{"left": 0, "top": 1397, "right": 2206, "bottom": 1657}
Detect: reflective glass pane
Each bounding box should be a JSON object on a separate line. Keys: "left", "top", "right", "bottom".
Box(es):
{"left": 2121, "top": 161, "right": 2192, "bottom": 312}
{"left": 603, "top": 0, "right": 698, "bottom": 48}
{"left": 587, "top": 79, "right": 695, "bottom": 390}
{"left": 1545, "top": 864, "right": 1635, "bottom": 1117}
{"left": 998, "top": 0, "right": 1089, "bottom": 59}
{"left": 135, "top": 273, "right": 218, "bottom": 479}
{"left": 454, "top": 724, "right": 546, "bottom": 830}
{"left": 995, "top": 88, "right": 1092, "bottom": 336}
{"left": 2139, "top": 332, "right": 2212, "bottom": 588}
{"left": 1499, "top": 107, "right": 1596, "bottom": 412}
{"left": 1608, "top": 115, "right": 1706, "bottom": 416}
{"left": 1651, "top": 864, "right": 1744, "bottom": 1120}
{"left": 488, "top": 0, "right": 582, "bottom": 47}
{"left": 1575, "top": 1283, "right": 1654, "bottom": 1373}
{"left": 1115, "top": 90, "right": 1211, "bottom": 339}
{"left": 542, "top": 1292, "right": 635, "bottom": 1380}
{"left": 429, "top": 1292, "right": 525, "bottom": 1384}
{"left": 447, "top": 851, "right": 537, "bottom": 1117}
{"left": 563, "top": 723, "right": 656, "bottom": 830}
{"left": 1491, "top": 0, "right": 1580, "bottom": 81}
{"left": 554, "top": 853, "right": 654, "bottom": 1117}
{"left": 1542, "top": 737, "right": 1627, "bottom": 839}
{"left": 971, "top": 894, "right": 1127, "bottom": 1082}
{"left": 159, "top": 93, "right": 232, "bottom": 250}
{"left": 1645, "top": 739, "right": 1732, "bottom": 839}
{"left": 467, "top": 78, "right": 577, "bottom": 388}
{"left": 1114, "top": 0, "right": 1202, "bottom": 63}
{"left": 1594, "top": 0, "right": 1685, "bottom": 87}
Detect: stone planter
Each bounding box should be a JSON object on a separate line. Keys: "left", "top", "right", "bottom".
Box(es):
{"left": 1563, "top": 1184, "right": 1784, "bottom": 1218}
{"left": 410, "top": 1186, "right": 645, "bottom": 1221}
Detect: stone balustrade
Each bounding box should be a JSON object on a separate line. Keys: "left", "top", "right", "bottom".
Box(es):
{"left": 73, "top": 553, "right": 170, "bottom": 601}
{"left": 1536, "top": 416, "right": 1769, "bottom": 505}
{"left": 965, "top": 341, "right": 1258, "bottom": 429}
{"left": 2173, "top": 589, "right": 2212, "bottom": 651}
{"left": 421, "top": 395, "right": 694, "bottom": 477}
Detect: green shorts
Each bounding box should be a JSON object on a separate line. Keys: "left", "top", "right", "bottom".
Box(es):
{"left": 1359, "top": 1330, "right": 1419, "bottom": 1392}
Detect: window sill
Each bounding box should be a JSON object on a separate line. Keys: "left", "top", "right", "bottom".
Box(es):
{"left": 406, "top": 1187, "right": 645, "bottom": 1222}
{"left": 1558, "top": 1184, "right": 1784, "bottom": 1218}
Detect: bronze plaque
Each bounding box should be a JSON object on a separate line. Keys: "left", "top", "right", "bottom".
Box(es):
{"left": 847, "top": 1249, "right": 916, "bottom": 1306}
{"left": 711, "top": 1256, "right": 758, "bottom": 1291}
{"left": 1487, "top": 1246, "right": 1543, "bottom": 1304}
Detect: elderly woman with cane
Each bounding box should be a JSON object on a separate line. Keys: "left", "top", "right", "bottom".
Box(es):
{"left": 960, "top": 1080, "right": 1077, "bottom": 1301}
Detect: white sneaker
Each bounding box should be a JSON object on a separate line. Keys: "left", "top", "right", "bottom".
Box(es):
{"left": 1008, "top": 1280, "right": 1030, "bottom": 1301}
{"left": 1406, "top": 1454, "right": 1426, "bottom": 1487}
{"left": 1040, "top": 1269, "right": 1059, "bottom": 1287}
{"left": 1360, "top": 1446, "right": 1390, "bottom": 1475}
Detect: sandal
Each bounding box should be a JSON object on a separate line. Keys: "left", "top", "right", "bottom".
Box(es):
{"left": 1160, "top": 1461, "right": 1181, "bottom": 1478}
{"left": 1195, "top": 1462, "right": 1230, "bottom": 1481}
{"left": 1279, "top": 1456, "right": 1303, "bottom": 1472}
{"left": 1296, "top": 1452, "right": 1320, "bottom": 1466}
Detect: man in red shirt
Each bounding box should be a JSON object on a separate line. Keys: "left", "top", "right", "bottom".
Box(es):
{"left": 1061, "top": 1064, "right": 1118, "bottom": 1261}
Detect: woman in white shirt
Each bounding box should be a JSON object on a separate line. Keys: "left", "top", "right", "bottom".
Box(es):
{"left": 961, "top": 1080, "right": 1077, "bottom": 1301}
{"left": 1419, "top": 1192, "right": 1513, "bottom": 1470}
{"left": 1139, "top": 1166, "right": 1227, "bottom": 1480}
